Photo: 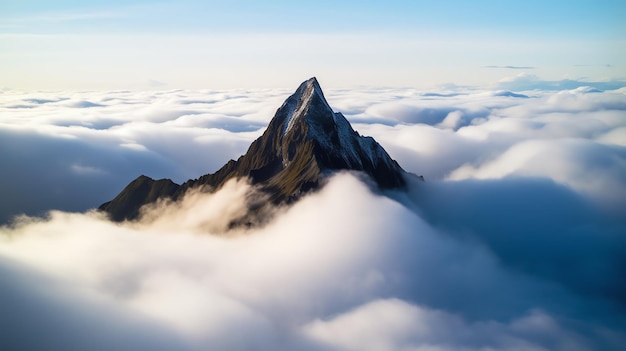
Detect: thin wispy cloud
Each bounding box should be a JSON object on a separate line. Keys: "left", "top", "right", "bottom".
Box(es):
{"left": 574, "top": 63, "right": 613, "bottom": 68}
{"left": 484, "top": 65, "right": 536, "bottom": 69}
{"left": 0, "top": 9, "right": 128, "bottom": 31}
{"left": 148, "top": 79, "right": 168, "bottom": 87}
{"left": 1, "top": 1, "right": 624, "bottom": 89}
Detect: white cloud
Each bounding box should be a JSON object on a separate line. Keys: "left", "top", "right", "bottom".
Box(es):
{"left": 1, "top": 173, "right": 624, "bottom": 350}
{"left": 447, "top": 139, "right": 626, "bottom": 211}
{"left": 303, "top": 299, "right": 593, "bottom": 351}
{"left": 598, "top": 126, "right": 626, "bottom": 146}
{"left": 1, "top": 82, "right": 626, "bottom": 350}
{"left": 495, "top": 73, "right": 626, "bottom": 92}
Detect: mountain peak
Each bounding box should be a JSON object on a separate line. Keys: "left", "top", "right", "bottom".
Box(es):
{"left": 301, "top": 76, "right": 321, "bottom": 91}
{"left": 297, "top": 76, "right": 323, "bottom": 97}
{"left": 100, "top": 78, "right": 412, "bottom": 224}
{"left": 280, "top": 77, "right": 333, "bottom": 136}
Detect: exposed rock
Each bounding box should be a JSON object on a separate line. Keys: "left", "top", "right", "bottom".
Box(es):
{"left": 100, "top": 77, "right": 410, "bottom": 223}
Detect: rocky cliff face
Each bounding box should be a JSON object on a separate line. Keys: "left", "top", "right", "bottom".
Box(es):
{"left": 99, "top": 77, "right": 409, "bottom": 222}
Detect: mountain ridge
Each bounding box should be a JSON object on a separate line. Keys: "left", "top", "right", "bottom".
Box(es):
{"left": 99, "top": 77, "right": 411, "bottom": 223}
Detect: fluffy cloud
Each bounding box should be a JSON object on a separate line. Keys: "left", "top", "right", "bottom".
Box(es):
{"left": 2, "top": 84, "right": 624, "bottom": 222}
{"left": 0, "top": 89, "right": 283, "bottom": 223}
{"left": 304, "top": 299, "right": 599, "bottom": 351}
{"left": 1, "top": 81, "right": 625, "bottom": 350}
{"left": 1, "top": 173, "right": 624, "bottom": 350}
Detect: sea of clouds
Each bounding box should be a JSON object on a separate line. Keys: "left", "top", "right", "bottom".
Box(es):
{"left": 1, "top": 75, "right": 625, "bottom": 350}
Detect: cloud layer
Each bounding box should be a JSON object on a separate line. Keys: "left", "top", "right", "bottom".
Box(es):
{"left": 1, "top": 81, "right": 625, "bottom": 350}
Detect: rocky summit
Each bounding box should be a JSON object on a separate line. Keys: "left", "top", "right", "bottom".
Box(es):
{"left": 99, "top": 77, "right": 410, "bottom": 223}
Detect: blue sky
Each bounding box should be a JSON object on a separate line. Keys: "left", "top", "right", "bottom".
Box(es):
{"left": 1, "top": 0, "right": 624, "bottom": 89}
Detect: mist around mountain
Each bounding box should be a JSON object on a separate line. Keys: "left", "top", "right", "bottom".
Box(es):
{"left": 1, "top": 78, "right": 626, "bottom": 351}
{"left": 99, "top": 78, "right": 409, "bottom": 225}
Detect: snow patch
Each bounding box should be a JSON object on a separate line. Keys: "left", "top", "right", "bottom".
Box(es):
{"left": 283, "top": 78, "right": 334, "bottom": 136}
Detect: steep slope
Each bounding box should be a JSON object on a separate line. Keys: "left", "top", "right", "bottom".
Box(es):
{"left": 99, "top": 175, "right": 178, "bottom": 222}
{"left": 99, "top": 77, "right": 409, "bottom": 222}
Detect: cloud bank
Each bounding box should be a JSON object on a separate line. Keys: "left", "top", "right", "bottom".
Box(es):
{"left": 1, "top": 81, "right": 625, "bottom": 350}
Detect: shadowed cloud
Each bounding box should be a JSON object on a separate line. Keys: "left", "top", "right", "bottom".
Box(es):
{"left": 1, "top": 82, "right": 625, "bottom": 350}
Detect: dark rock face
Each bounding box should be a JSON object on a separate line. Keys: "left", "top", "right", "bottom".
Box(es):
{"left": 98, "top": 175, "right": 178, "bottom": 222}
{"left": 99, "top": 77, "right": 408, "bottom": 222}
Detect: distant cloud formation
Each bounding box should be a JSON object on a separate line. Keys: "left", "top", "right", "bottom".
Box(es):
{"left": 148, "top": 79, "right": 168, "bottom": 87}
{"left": 484, "top": 65, "right": 536, "bottom": 69}
{"left": 1, "top": 81, "right": 626, "bottom": 350}
{"left": 496, "top": 73, "right": 626, "bottom": 91}
{"left": 574, "top": 64, "right": 613, "bottom": 68}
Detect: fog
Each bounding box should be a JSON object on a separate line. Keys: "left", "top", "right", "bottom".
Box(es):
{"left": 1, "top": 80, "right": 625, "bottom": 350}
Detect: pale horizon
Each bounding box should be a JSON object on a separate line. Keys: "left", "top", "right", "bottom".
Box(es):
{"left": 1, "top": 0, "right": 625, "bottom": 90}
